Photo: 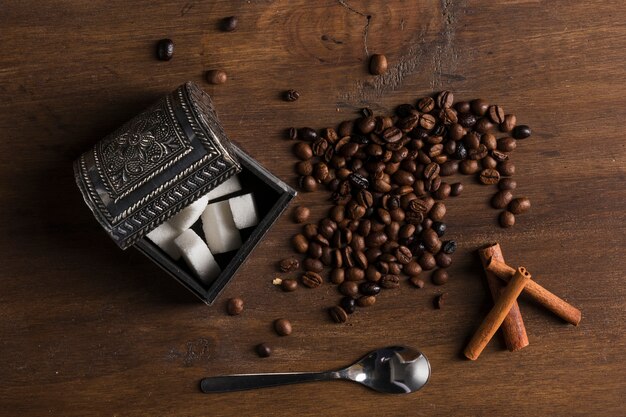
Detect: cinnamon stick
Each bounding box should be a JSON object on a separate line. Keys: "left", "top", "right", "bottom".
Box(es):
{"left": 478, "top": 243, "right": 529, "bottom": 352}
{"left": 486, "top": 258, "right": 582, "bottom": 326}
{"left": 464, "top": 267, "right": 532, "bottom": 360}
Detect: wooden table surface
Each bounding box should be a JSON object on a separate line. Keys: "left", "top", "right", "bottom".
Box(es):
{"left": 1, "top": 1, "right": 625, "bottom": 416}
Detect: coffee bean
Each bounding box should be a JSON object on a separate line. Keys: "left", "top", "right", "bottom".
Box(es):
{"left": 509, "top": 197, "right": 531, "bottom": 214}
{"left": 433, "top": 182, "right": 451, "bottom": 200}
{"left": 497, "top": 137, "right": 517, "bottom": 152}
{"left": 330, "top": 268, "right": 345, "bottom": 284}
{"left": 513, "top": 125, "right": 532, "bottom": 139}
{"left": 365, "top": 265, "right": 381, "bottom": 282}
{"left": 337, "top": 120, "right": 354, "bottom": 137}
{"left": 420, "top": 114, "right": 437, "bottom": 130}
{"left": 340, "top": 297, "right": 357, "bottom": 314}
{"left": 468, "top": 144, "right": 488, "bottom": 160}
{"left": 417, "top": 97, "right": 435, "bottom": 112}
{"left": 292, "top": 234, "right": 308, "bottom": 253}
{"left": 370, "top": 54, "right": 388, "bottom": 75}
{"left": 299, "top": 175, "right": 318, "bottom": 192}
{"left": 303, "top": 258, "right": 324, "bottom": 273}
{"left": 460, "top": 159, "right": 480, "bottom": 175}
{"left": 475, "top": 117, "right": 494, "bottom": 133}
{"left": 293, "top": 142, "right": 313, "bottom": 160}
{"left": 301, "top": 271, "right": 323, "bottom": 288}
{"left": 380, "top": 274, "right": 400, "bottom": 289}
{"left": 450, "top": 182, "right": 463, "bottom": 196}
{"left": 281, "top": 279, "right": 298, "bottom": 292}
{"left": 274, "top": 318, "right": 292, "bottom": 336}
{"left": 279, "top": 257, "right": 300, "bottom": 272}
{"left": 432, "top": 222, "right": 446, "bottom": 237}
{"left": 488, "top": 105, "right": 505, "bottom": 124}
{"left": 404, "top": 260, "right": 422, "bottom": 276}
{"left": 303, "top": 223, "right": 319, "bottom": 239}
{"left": 227, "top": 298, "right": 244, "bottom": 315}
{"left": 329, "top": 306, "right": 348, "bottom": 323}
{"left": 339, "top": 281, "right": 358, "bottom": 297}
{"left": 492, "top": 190, "right": 514, "bottom": 209}
{"left": 284, "top": 89, "right": 300, "bottom": 102}
{"left": 454, "top": 142, "right": 468, "bottom": 160}
{"left": 499, "top": 210, "right": 515, "bottom": 228}
{"left": 410, "top": 277, "right": 425, "bottom": 288}
{"left": 297, "top": 127, "right": 318, "bottom": 142}
{"left": 442, "top": 240, "right": 457, "bottom": 254}
{"left": 206, "top": 69, "right": 227, "bottom": 85}
{"left": 479, "top": 168, "right": 501, "bottom": 185}
{"left": 357, "top": 295, "right": 376, "bottom": 307}
{"left": 501, "top": 114, "right": 516, "bottom": 132}
{"left": 497, "top": 160, "right": 516, "bottom": 176}
{"left": 346, "top": 267, "right": 365, "bottom": 281}
{"left": 434, "top": 293, "right": 446, "bottom": 309}
{"left": 255, "top": 343, "right": 272, "bottom": 357}
{"left": 156, "top": 39, "right": 174, "bottom": 61}
{"left": 436, "top": 91, "right": 454, "bottom": 109}
{"left": 221, "top": 16, "right": 238, "bottom": 32}
{"left": 418, "top": 252, "right": 437, "bottom": 270}
{"left": 498, "top": 178, "right": 517, "bottom": 190}
{"left": 293, "top": 206, "right": 310, "bottom": 223}
{"left": 470, "top": 99, "right": 489, "bottom": 116}
{"left": 429, "top": 202, "right": 446, "bottom": 221}
{"left": 423, "top": 162, "right": 440, "bottom": 180}
{"left": 482, "top": 156, "right": 498, "bottom": 170}
{"left": 458, "top": 112, "right": 477, "bottom": 128}
{"left": 431, "top": 269, "right": 448, "bottom": 285}
{"left": 359, "top": 282, "right": 381, "bottom": 296}
{"left": 435, "top": 252, "right": 452, "bottom": 268}
{"left": 295, "top": 160, "right": 313, "bottom": 176}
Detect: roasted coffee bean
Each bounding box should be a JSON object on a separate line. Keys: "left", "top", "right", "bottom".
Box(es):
{"left": 499, "top": 210, "right": 515, "bottom": 228}
{"left": 381, "top": 127, "right": 402, "bottom": 143}
{"left": 501, "top": 114, "right": 516, "bottom": 132}
{"left": 491, "top": 190, "right": 514, "bottom": 209}
{"left": 388, "top": 262, "right": 402, "bottom": 275}
{"left": 366, "top": 231, "right": 388, "bottom": 247}
{"left": 329, "top": 306, "right": 348, "bottom": 323}
{"left": 350, "top": 234, "right": 366, "bottom": 252}
{"left": 284, "top": 89, "right": 300, "bottom": 102}
{"left": 497, "top": 160, "right": 516, "bottom": 176}
{"left": 321, "top": 247, "right": 333, "bottom": 265}
{"left": 206, "top": 69, "right": 227, "bottom": 85}
{"left": 410, "top": 277, "right": 425, "bottom": 288}
{"left": 303, "top": 223, "right": 319, "bottom": 239}
{"left": 299, "top": 175, "right": 318, "bottom": 192}
{"left": 346, "top": 267, "right": 365, "bottom": 281}
{"left": 422, "top": 228, "right": 439, "bottom": 249}
{"left": 303, "top": 258, "right": 324, "bottom": 273}
{"left": 513, "top": 125, "right": 532, "bottom": 139}
{"left": 435, "top": 252, "right": 452, "bottom": 268}
{"left": 329, "top": 205, "right": 345, "bottom": 223}
{"left": 348, "top": 173, "right": 369, "bottom": 190}
{"left": 311, "top": 139, "right": 329, "bottom": 157}
{"left": 404, "top": 260, "right": 422, "bottom": 277}
{"left": 339, "top": 281, "right": 359, "bottom": 297}
{"left": 281, "top": 278, "right": 298, "bottom": 292}
{"left": 397, "top": 114, "right": 420, "bottom": 132}
{"left": 365, "top": 265, "right": 382, "bottom": 282}
{"left": 369, "top": 54, "right": 388, "bottom": 75}
{"left": 301, "top": 271, "right": 323, "bottom": 288}
{"left": 497, "top": 137, "right": 517, "bottom": 152}
{"left": 359, "top": 282, "right": 381, "bottom": 296}
{"left": 479, "top": 168, "right": 501, "bottom": 185}
{"left": 341, "top": 246, "right": 355, "bottom": 267}
{"left": 429, "top": 202, "right": 446, "bottom": 221}
{"left": 488, "top": 105, "right": 505, "bottom": 124}
{"left": 398, "top": 224, "right": 416, "bottom": 240}
{"left": 279, "top": 257, "right": 300, "bottom": 272}
{"left": 340, "top": 297, "right": 357, "bottom": 314}
{"left": 482, "top": 155, "right": 498, "bottom": 170}
{"left": 475, "top": 117, "right": 494, "bottom": 133}
{"left": 491, "top": 149, "right": 509, "bottom": 162}
{"left": 227, "top": 298, "right": 244, "bottom": 315}
{"left": 423, "top": 162, "right": 440, "bottom": 180}
{"left": 420, "top": 114, "right": 437, "bottom": 130}
{"left": 433, "top": 182, "right": 452, "bottom": 200}
{"left": 442, "top": 240, "right": 457, "bottom": 254}
{"left": 287, "top": 127, "right": 299, "bottom": 140}
{"left": 471, "top": 99, "right": 489, "bottom": 116}
{"left": 298, "top": 127, "right": 318, "bottom": 141}
{"left": 353, "top": 250, "right": 368, "bottom": 269}
{"left": 323, "top": 127, "right": 339, "bottom": 142}
{"left": 464, "top": 132, "right": 481, "bottom": 150}
{"left": 431, "top": 269, "right": 449, "bottom": 285}
{"left": 318, "top": 219, "right": 336, "bottom": 239}
{"left": 419, "top": 252, "right": 436, "bottom": 270}
{"left": 439, "top": 108, "right": 458, "bottom": 125}
{"left": 156, "top": 38, "right": 174, "bottom": 61}
{"left": 293, "top": 206, "right": 310, "bottom": 223}
{"left": 330, "top": 268, "right": 345, "bottom": 284}
{"left": 454, "top": 142, "right": 468, "bottom": 160}
{"left": 458, "top": 112, "right": 477, "bottom": 128}
{"left": 498, "top": 177, "right": 517, "bottom": 190}
{"left": 255, "top": 343, "right": 272, "bottom": 358}
{"left": 274, "top": 318, "right": 292, "bottom": 336}
{"left": 296, "top": 160, "right": 313, "bottom": 176}
{"left": 468, "top": 144, "right": 488, "bottom": 160}
{"left": 509, "top": 197, "right": 531, "bottom": 214}
{"left": 221, "top": 16, "right": 239, "bottom": 31}
{"left": 450, "top": 182, "right": 463, "bottom": 196}
{"left": 439, "top": 161, "right": 458, "bottom": 178}
{"left": 481, "top": 133, "right": 497, "bottom": 151}
{"left": 417, "top": 96, "right": 435, "bottom": 112}
{"left": 357, "top": 116, "right": 377, "bottom": 134}
{"left": 292, "top": 234, "right": 309, "bottom": 253}
{"left": 357, "top": 295, "right": 376, "bottom": 307}
{"left": 434, "top": 293, "right": 446, "bottom": 309}
{"left": 337, "top": 120, "right": 354, "bottom": 137}
{"left": 436, "top": 91, "right": 454, "bottom": 109}
{"left": 293, "top": 142, "right": 313, "bottom": 160}
{"left": 459, "top": 159, "right": 480, "bottom": 175}
{"left": 395, "top": 246, "right": 412, "bottom": 264}
{"left": 432, "top": 222, "right": 446, "bottom": 237}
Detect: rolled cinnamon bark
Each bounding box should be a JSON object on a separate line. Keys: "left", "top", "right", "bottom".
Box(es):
{"left": 464, "top": 267, "right": 532, "bottom": 360}
{"left": 486, "top": 258, "right": 582, "bottom": 326}
{"left": 478, "top": 243, "right": 529, "bottom": 352}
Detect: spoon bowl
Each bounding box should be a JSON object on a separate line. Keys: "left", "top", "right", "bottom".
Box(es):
{"left": 200, "top": 346, "right": 430, "bottom": 394}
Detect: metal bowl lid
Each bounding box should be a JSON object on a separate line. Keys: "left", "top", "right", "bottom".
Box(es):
{"left": 74, "top": 82, "right": 241, "bottom": 249}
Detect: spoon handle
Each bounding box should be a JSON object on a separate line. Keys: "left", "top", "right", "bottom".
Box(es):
{"left": 200, "top": 371, "right": 340, "bottom": 393}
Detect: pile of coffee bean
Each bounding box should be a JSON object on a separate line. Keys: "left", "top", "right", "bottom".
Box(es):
{"left": 282, "top": 91, "right": 532, "bottom": 323}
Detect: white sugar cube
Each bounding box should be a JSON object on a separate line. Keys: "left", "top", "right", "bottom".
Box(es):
{"left": 205, "top": 176, "right": 242, "bottom": 202}
{"left": 201, "top": 200, "right": 242, "bottom": 254}
{"left": 173, "top": 229, "right": 221, "bottom": 284}
{"left": 168, "top": 194, "right": 210, "bottom": 232}
{"left": 228, "top": 193, "right": 260, "bottom": 229}
{"left": 146, "top": 222, "right": 182, "bottom": 260}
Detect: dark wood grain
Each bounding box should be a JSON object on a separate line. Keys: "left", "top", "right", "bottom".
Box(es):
{"left": 1, "top": 1, "right": 625, "bottom": 416}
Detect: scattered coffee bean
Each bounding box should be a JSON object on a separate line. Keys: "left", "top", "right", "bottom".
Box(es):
{"left": 329, "top": 306, "right": 348, "bottom": 323}
{"left": 340, "top": 296, "right": 357, "bottom": 314}
{"left": 339, "top": 281, "right": 359, "bottom": 297}
{"left": 156, "top": 39, "right": 174, "bottom": 61}
{"left": 488, "top": 105, "right": 505, "bottom": 124}
{"left": 501, "top": 114, "right": 516, "bottom": 132}
{"left": 293, "top": 142, "right": 313, "bottom": 160}
{"left": 369, "top": 54, "right": 388, "bottom": 75}
{"left": 227, "top": 298, "right": 244, "bottom": 315}
{"left": 279, "top": 257, "right": 300, "bottom": 272}
{"left": 380, "top": 274, "right": 400, "bottom": 289}
{"left": 255, "top": 343, "right": 272, "bottom": 358}
{"left": 284, "top": 89, "right": 300, "bottom": 102}
{"left": 497, "top": 160, "right": 516, "bottom": 177}
{"left": 301, "top": 271, "right": 323, "bottom": 288}
{"left": 292, "top": 234, "right": 309, "bottom": 253}
{"left": 281, "top": 279, "right": 298, "bottom": 292}
{"left": 359, "top": 282, "right": 381, "bottom": 296}
{"left": 491, "top": 190, "right": 514, "bottom": 209}
{"left": 479, "top": 168, "right": 501, "bottom": 185}
{"left": 410, "top": 277, "right": 425, "bottom": 288}
{"left": 499, "top": 210, "right": 515, "bottom": 228}
{"left": 442, "top": 240, "right": 457, "bottom": 254}
{"left": 435, "top": 252, "right": 452, "bottom": 268}
{"left": 298, "top": 127, "right": 318, "bottom": 141}
{"left": 274, "top": 318, "right": 292, "bottom": 336}
{"left": 205, "top": 69, "right": 227, "bottom": 85}
{"left": 357, "top": 295, "right": 376, "bottom": 307}
{"left": 303, "top": 258, "right": 324, "bottom": 273}
{"left": 293, "top": 206, "right": 310, "bottom": 223}
{"left": 432, "top": 222, "right": 446, "bottom": 237}
{"left": 431, "top": 269, "right": 449, "bottom": 285}
{"left": 450, "top": 182, "right": 463, "bottom": 196}
{"left": 498, "top": 177, "right": 517, "bottom": 190}
{"left": 509, "top": 197, "right": 531, "bottom": 214}
{"left": 221, "top": 16, "right": 239, "bottom": 32}
{"left": 434, "top": 293, "right": 446, "bottom": 309}
{"left": 436, "top": 91, "right": 454, "bottom": 109}
{"left": 512, "top": 125, "right": 532, "bottom": 139}
{"left": 299, "top": 175, "right": 318, "bottom": 192}
{"left": 470, "top": 99, "right": 489, "bottom": 116}
{"left": 497, "top": 137, "right": 517, "bottom": 152}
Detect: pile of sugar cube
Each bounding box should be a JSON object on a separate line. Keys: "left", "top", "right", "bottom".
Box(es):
{"left": 145, "top": 176, "right": 259, "bottom": 285}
